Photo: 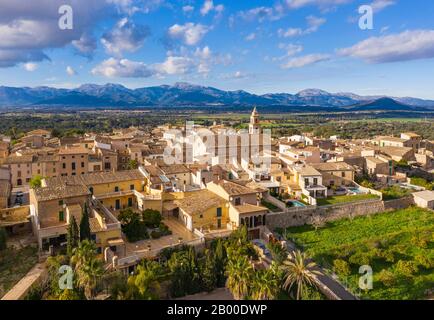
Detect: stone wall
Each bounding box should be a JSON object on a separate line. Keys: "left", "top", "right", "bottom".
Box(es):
{"left": 266, "top": 198, "right": 405, "bottom": 230}
{"left": 383, "top": 196, "right": 415, "bottom": 210}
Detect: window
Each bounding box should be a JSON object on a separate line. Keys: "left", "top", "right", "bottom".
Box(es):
{"left": 17, "top": 171, "right": 21, "bottom": 177}
{"left": 341, "top": 172, "right": 346, "bottom": 178}
{"left": 313, "top": 178, "right": 318, "bottom": 185}
{"left": 81, "top": 162, "right": 85, "bottom": 168}
{"left": 304, "top": 178, "right": 309, "bottom": 186}
{"left": 71, "top": 162, "right": 76, "bottom": 170}
{"left": 217, "top": 207, "right": 222, "bottom": 217}
{"left": 114, "top": 186, "right": 119, "bottom": 192}
{"left": 234, "top": 197, "right": 241, "bottom": 205}
{"left": 59, "top": 211, "right": 64, "bottom": 222}
{"left": 128, "top": 197, "right": 133, "bottom": 207}
{"left": 62, "top": 163, "right": 66, "bottom": 169}
{"left": 59, "top": 200, "right": 64, "bottom": 206}
{"left": 130, "top": 184, "right": 134, "bottom": 190}
{"left": 105, "top": 163, "right": 111, "bottom": 170}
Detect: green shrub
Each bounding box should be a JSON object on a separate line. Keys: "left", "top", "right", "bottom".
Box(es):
{"left": 394, "top": 260, "right": 418, "bottom": 277}
{"left": 142, "top": 209, "right": 162, "bottom": 228}
{"left": 377, "top": 269, "right": 396, "bottom": 287}
{"left": 349, "top": 251, "right": 371, "bottom": 266}
{"left": 415, "top": 254, "right": 433, "bottom": 269}
{"left": 379, "top": 249, "right": 396, "bottom": 263}
{"left": 333, "top": 259, "right": 351, "bottom": 277}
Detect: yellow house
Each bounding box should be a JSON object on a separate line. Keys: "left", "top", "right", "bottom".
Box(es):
{"left": 172, "top": 189, "right": 229, "bottom": 232}
{"left": 29, "top": 169, "right": 153, "bottom": 253}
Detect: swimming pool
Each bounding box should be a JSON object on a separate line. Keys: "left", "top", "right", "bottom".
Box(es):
{"left": 347, "top": 187, "right": 365, "bottom": 194}
{"left": 286, "top": 200, "right": 306, "bottom": 207}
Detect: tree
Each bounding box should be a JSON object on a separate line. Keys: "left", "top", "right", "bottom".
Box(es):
{"left": 266, "top": 241, "right": 287, "bottom": 266}
{"left": 118, "top": 208, "right": 148, "bottom": 242}
{"left": 127, "top": 261, "right": 162, "bottom": 299}
{"left": 333, "top": 259, "right": 351, "bottom": 277}
{"left": 201, "top": 249, "right": 217, "bottom": 292}
{"left": 168, "top": 247, "right": 201, "bottom": 297}
{"left": 142, "top": 209, "right": 162, "bottom": 228}
{"left": 0, "top": 227, "right": 7, "bottom": 250}
{"left": 226, "top": 255, "right": 253, "bottom": 300}
{"left": 71, "top": 240, "right": 103, "bottom": 300}
{"left": 66, "top": 215, "right": 79, "bottom": 256}
{"left": 251, "top": 267, "right": 280, "bottom": 300}
{"left": 282, "top": 250, "right": 322, "bottom": 300}
{"left": 213, "top": 239, "right": 227, "bottom": 287}
{"left": 79, "top": 203, "right": 91, "bottom": 241}
{"left": 127, "top": 159, "right": 139, "bottom": 170}
{"left": 29, "top": 175, "right": 43, "bottom": 188}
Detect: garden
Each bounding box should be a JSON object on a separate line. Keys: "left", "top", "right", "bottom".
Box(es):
{"left": 316, "top": 193, "right": 379, "bottom": 206}
{"left": 118, "top": 208, "right": 172, "bottom": 242}
{"left": 283, "top": 207, "right": 434, "bottom": 299}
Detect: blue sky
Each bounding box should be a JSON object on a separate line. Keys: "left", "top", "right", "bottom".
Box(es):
{"left": 1, "top": 0, "right": 434, "bottom": 98}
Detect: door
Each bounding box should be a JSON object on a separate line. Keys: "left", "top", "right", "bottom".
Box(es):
{"left": 115, "top": 199, "right": 120, "bottom": 210}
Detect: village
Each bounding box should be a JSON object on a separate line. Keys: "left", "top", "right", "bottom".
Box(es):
{"left": 0, "top": 108, "right": 433, "bottom": 300}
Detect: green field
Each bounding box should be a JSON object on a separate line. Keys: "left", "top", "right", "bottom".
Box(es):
{"left": 285, "top": 207, "right": 434, "bottom": 300}
{"left": 317, "top": 194, "right": 379, "bottom": 206}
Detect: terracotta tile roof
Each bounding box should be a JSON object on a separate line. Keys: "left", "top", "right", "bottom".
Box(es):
{"left": 234, "top": 203, "right": 268, "bottom": 214}
{"left": 33, "top": 183, "right": 90, "bottom": 202}
{"left": 217, "top": 180, "right": 258, "bottom": 196}
{"left": 58, "top": 146, "right": 89, "bottom": 155}
{"left": 174, "top": 190, "right": 226, "bottom": 217}
{"left": 311, "top": 162, "right": 355, "bottom": 171}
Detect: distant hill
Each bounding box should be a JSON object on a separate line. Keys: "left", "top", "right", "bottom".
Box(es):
{"left": 0, "top": 82, "right": 433, "bottom": 110}
{"left": 345, "top": 97, "right": 428, "bottom": 111}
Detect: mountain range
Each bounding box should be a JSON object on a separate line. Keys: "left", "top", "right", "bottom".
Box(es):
{"left": 1, "top": 82, "right": 434, "bottom": 110}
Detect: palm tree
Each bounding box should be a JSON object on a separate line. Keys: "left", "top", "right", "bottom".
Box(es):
{"left": 282, "top": 250, "right": 322, "bottom": 300}
{"left": 71, "top": 240, "right": 103, "bottom": 300}
{"left": 225, "top": 256, "right": 253, "bottom": 300}
{"left": 127, "top": 261, "right": 162, "bottom": 299}
{"left": 251, "top": 267, "right": 280, "bottom": 300}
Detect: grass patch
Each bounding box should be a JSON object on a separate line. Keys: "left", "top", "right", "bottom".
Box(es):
{"left": 0, "top": 246, "right": 38, "bottom": 298}
{"left": 381, "top": 186, "right": 412, "bottom": 200}
{"left": 285, "top": 207, "right": 434, "bottom": 300}
{"left": 261, "top": 200, "right": 281, "bottom": 212}
{"left": 317, "top": 194, "right": 379, "bottom": 206}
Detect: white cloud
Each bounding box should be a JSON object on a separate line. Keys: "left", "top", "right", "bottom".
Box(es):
{"left": 285, "top": 0, "right": 352, "bottom": 10}
{"left": 238, "top": 6, "right": 282, "bottom": 23}
{"left": 168, "top": 23, "right": 210, "bottom": 46}
{"left": 370, "top": 0, "right": 395, "bottom": 12}
{"left": 278, "top": 15, "right": 326, "bottom": 38}
{"left": 338, "top": 30, "right": 434, "bottom": 63}
{"left": 245, "top": 33, "right": 256, "bottom": 41}
{"left": 101, "top": 18, "right": 150, "bottom": 56}
{"left": 91, "top": 58, "right": 155, "bottom": 78}
{"left": 278, "top": 28, "right": 303, "bottom": 38}
{"left": 23, "top": 62, "right": 38, "bottom": 72}
{"left": 0, "top": 0, "right": 115, "bottom": 67}
{"left": 182, "top": 5, "right": 194, "bottom": 13}
{"left": 66, "top": 66, "right": 76, "bottom": 76}
{"left": 154, "top": 56, "right": 195, "bottom": 75}
{"left": 201, "top": 0, "right": 214, "bottom": 15}
{"left": 306, "top": 15, "right": 326, "bottom": 33}
{"left": 200, "top": 0, "right": 224, "bottom": 16}
{"left": 281, "top": 53, "right": 330, "bottom": 68}
{"left": 279, "top": 43, "right": 304, "bottom": 57}
{"left": 72, "top": 33, "right": 97, "bottom": 57}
